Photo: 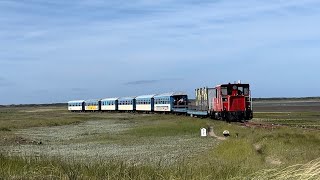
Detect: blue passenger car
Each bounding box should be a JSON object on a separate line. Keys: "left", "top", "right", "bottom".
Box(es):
{"left": 84, "top": 99, "right": 101, "bottom": 111}
{"left": 68, "top": 100, "right": 85, "bottom": 111}
{"left": 135, "top": 94, "right": 156, "bottom": 112}
{"left": 154, "top": 92, "right": 188, "bottom": 112}
{"left": 118, "top": 97, "right": 136, "bottom": 111}
{"left": 101, "top": 98, "right": 119, "bottom": 111}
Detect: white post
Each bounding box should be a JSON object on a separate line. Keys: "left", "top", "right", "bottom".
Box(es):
{"left": 201, "top": 128, "right": 207, "bottom": 137}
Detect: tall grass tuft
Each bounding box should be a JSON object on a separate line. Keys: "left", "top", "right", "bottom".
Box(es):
{"left": 242, "top": 158, "right": 320, "bottom": 180}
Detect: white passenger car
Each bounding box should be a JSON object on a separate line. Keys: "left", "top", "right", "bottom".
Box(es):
{"left": 135, "top": 94, "right": 156, "bottom": 112}
{"left": 101, "top": 98, "right": 118, "bottom": 111}
{"left": 118, "top": 97, "right": 136, "bottom": 111}
{"left": 154, "top": 92, "right": 188, "bottom": 112}
{"left": 68, "top": 100, "right": 85, "bottom": 111}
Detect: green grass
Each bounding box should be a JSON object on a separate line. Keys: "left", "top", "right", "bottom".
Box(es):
{"left": 254, "top": 112, "right": 320, "bottom": 129}
{"left": 127, "top": 115, "right": 208, "bottom": 137}
{"left": 1, "top": 154, "right": 318, "bottom": 180}
{"left": 0, "top": 106, "right": 112, "bottom": 130}
{"left": 0, "top": 105, "right": 320, "bottom": 179}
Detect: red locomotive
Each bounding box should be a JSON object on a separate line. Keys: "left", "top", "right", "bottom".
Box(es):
{"left": 191, "top": 81, "right": 253, "bottom": 121}
{"left": 211, "top": 83, "right": 252, "bottom": 121}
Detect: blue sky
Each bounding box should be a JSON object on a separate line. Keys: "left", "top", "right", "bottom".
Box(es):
{"left": 1, "top": 0, "right": 320, "bottom": 104}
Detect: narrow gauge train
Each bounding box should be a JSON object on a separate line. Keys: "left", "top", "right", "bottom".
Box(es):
{"left": 68, "top": 82, "right": 253, "bottom": 121}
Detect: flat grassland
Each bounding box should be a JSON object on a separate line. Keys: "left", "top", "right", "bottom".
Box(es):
{"left": 0, "top": 100, "right": 319, "bottom": 180}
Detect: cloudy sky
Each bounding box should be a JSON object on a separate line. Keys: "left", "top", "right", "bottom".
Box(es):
{"left": 1, "top": 0, "right": 320, "bottom": 104}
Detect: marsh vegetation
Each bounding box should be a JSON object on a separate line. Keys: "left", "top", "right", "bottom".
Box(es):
{"left": 0, "top": 102, "right": 319, "bottom": 179}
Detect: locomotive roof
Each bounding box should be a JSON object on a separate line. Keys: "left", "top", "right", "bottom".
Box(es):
{"left": 216, "top": 83, "right": 250, "bottom": 87}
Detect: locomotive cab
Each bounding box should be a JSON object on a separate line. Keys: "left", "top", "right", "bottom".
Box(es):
{"left": 212, "top": 83, "right": 253, "bottom": 121}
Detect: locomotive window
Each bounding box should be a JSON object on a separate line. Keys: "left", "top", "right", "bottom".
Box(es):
{"left": 221, "top": 87, "right": 228, "bottom": 96}
{"left": 228, "top": 87, "right": 232, "bottom": 95}
{"left": 244, "top": 88, "right": 249, "bottom": 95}
{"left": 238, "top": 87, "right": 244, "bottom": 95}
